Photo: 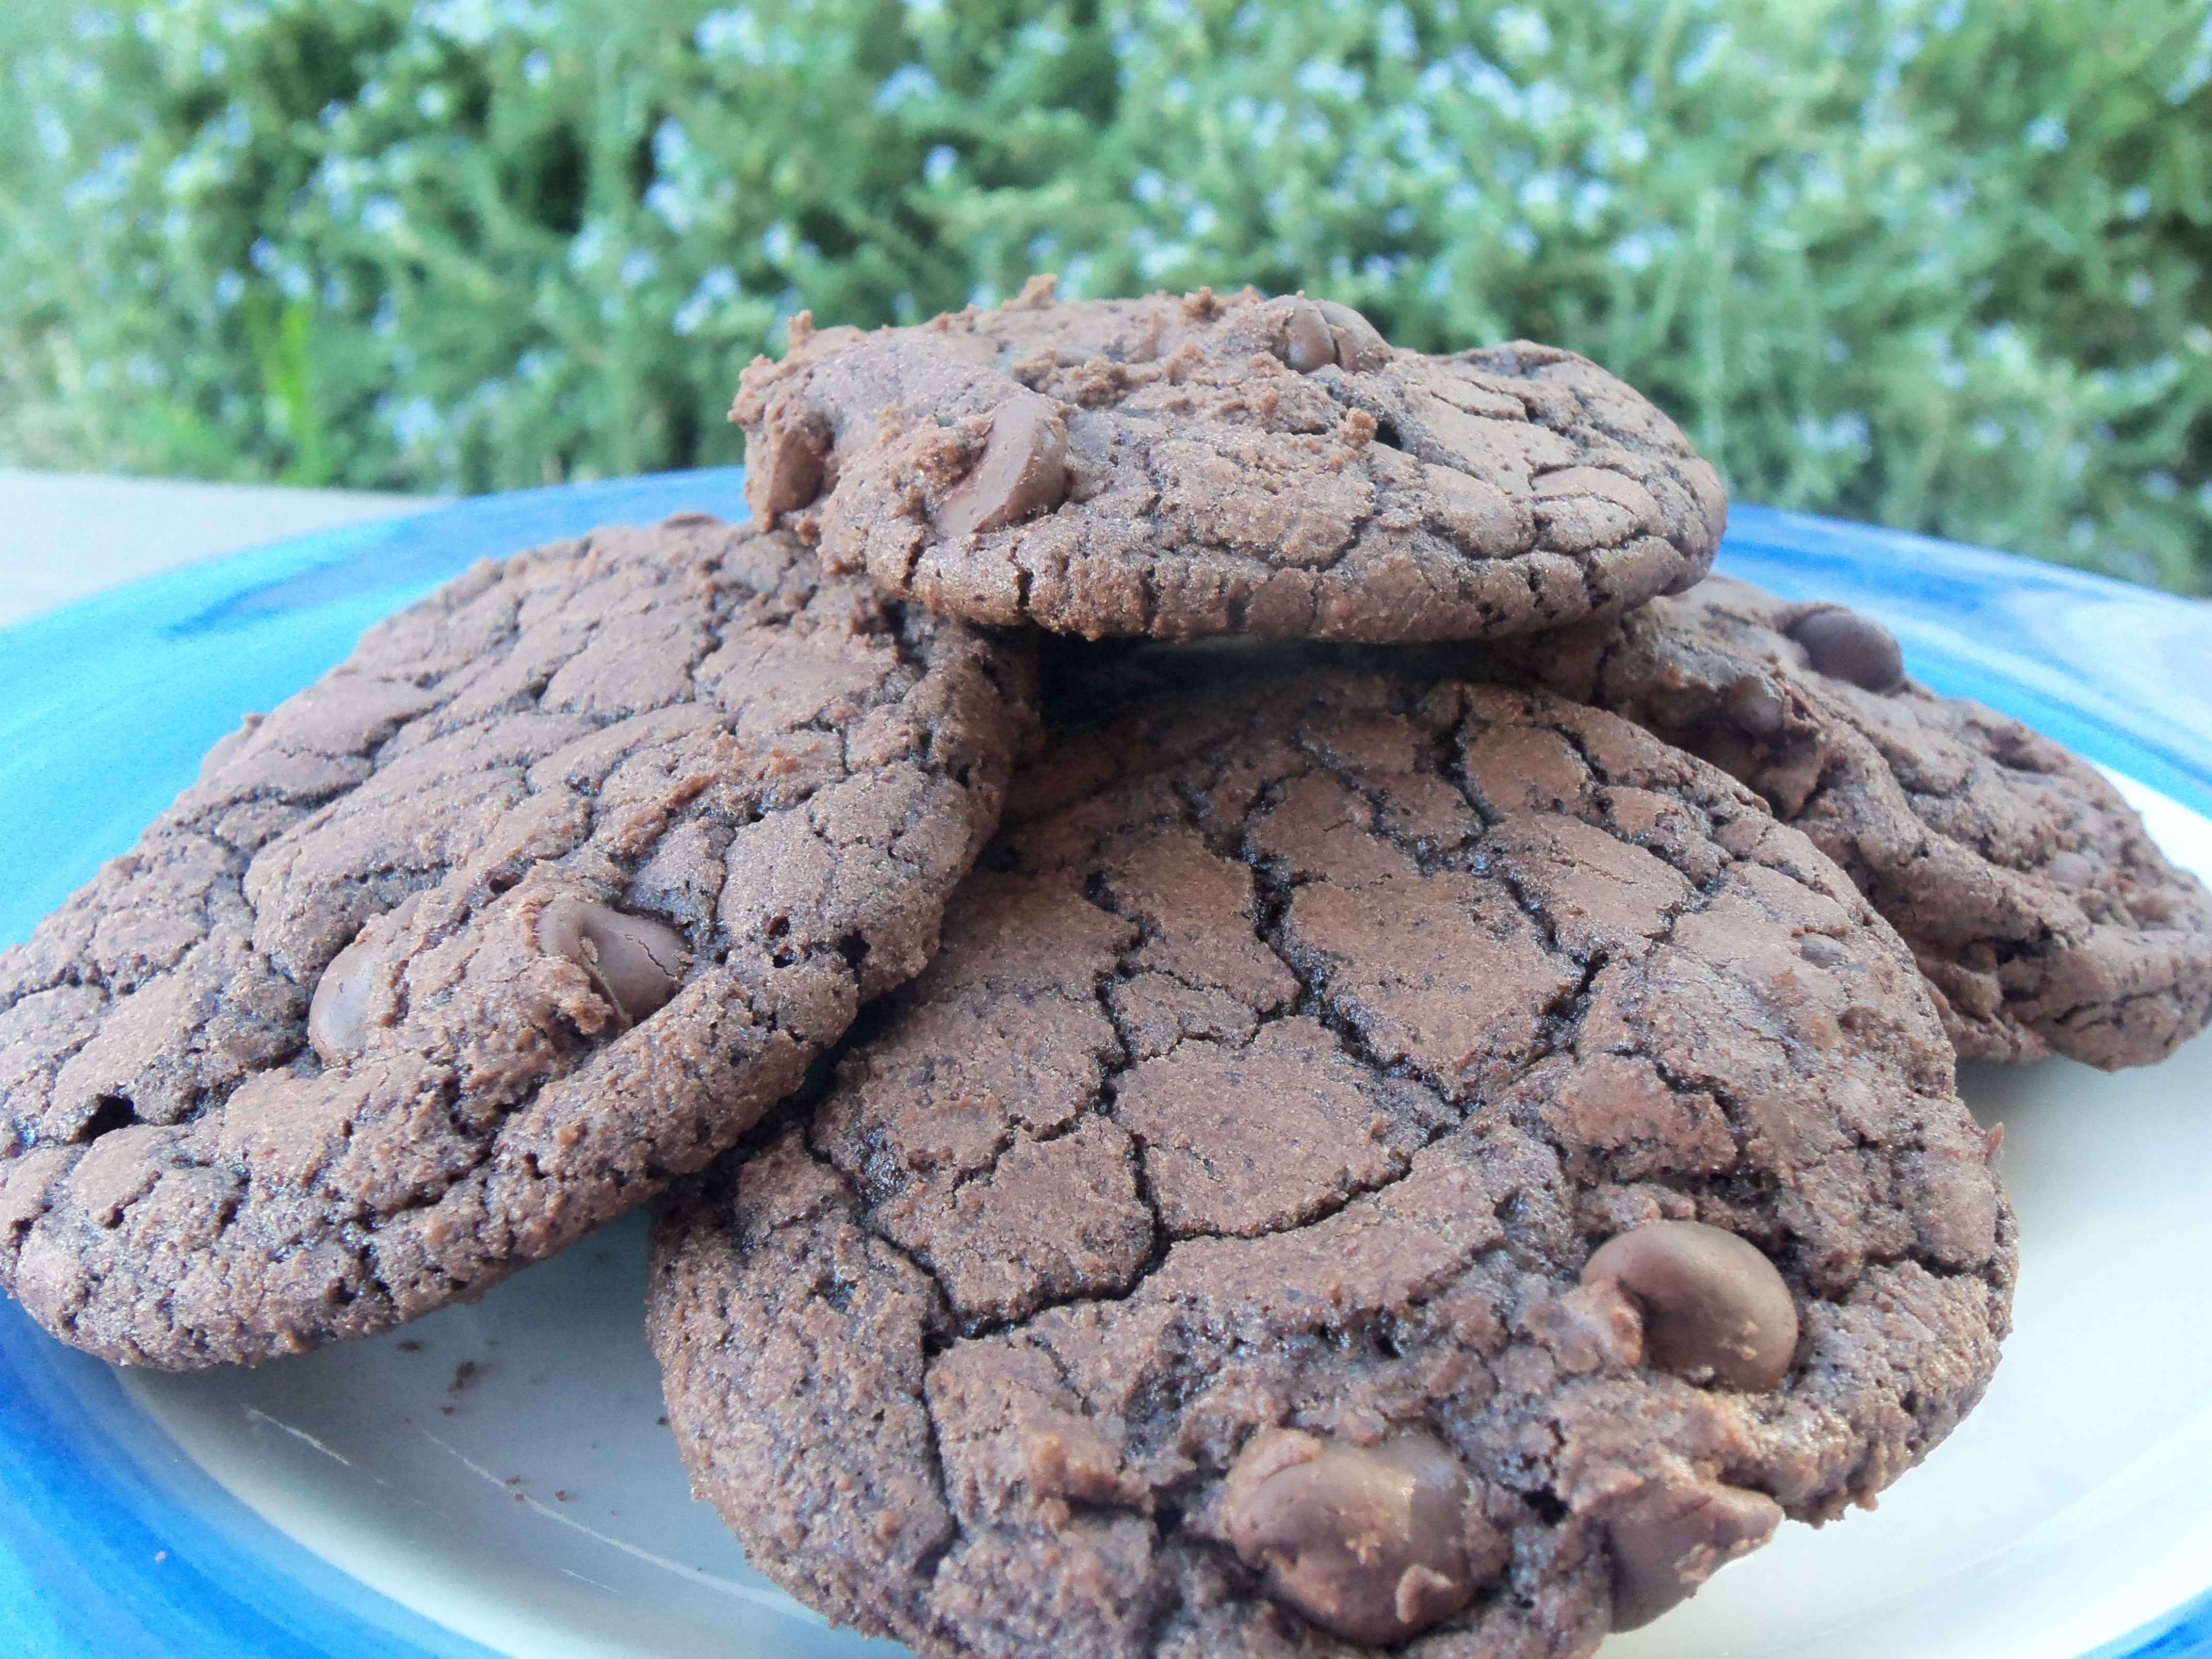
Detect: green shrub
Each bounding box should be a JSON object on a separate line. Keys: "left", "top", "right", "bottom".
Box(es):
{"left": 5, "top": 0, "right": 2209, "bottom": 590}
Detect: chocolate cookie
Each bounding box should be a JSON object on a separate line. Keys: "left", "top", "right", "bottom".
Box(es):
{"left": 648, "top": 665, "right": 2012, "bottom": 1656}
{"left": 0, "top": 516, "right": 1037, "bottom": 1368}
{"left": 729, "top": 279, "right": 1727, "bottom": 643}
{"left": 1487, "top": 576, "right": 2212, "bottom": 1068}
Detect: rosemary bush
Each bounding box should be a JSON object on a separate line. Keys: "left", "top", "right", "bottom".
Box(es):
{"left": 5, "top": 0, "right": 2209, "bottom": 589}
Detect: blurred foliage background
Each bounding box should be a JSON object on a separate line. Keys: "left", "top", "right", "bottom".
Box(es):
{"left": 3, "top": 0, "right": 2209, "bottom": 590}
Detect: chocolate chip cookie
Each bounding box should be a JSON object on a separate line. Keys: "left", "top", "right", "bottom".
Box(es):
{"left": 648, "top": 664, "right": 2012, "bottom": 1656}
{"left": 1488, "top": 576, "right": 2212, "bottom": 1068}
{"left": 0, "top": 516, "right": 1037, "bottom": 1368}
{"left": 730, "top": 278, "right": 1727, "bottom": 643}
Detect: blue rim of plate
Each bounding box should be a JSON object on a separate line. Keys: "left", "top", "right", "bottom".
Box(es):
{"left": 2, "top": 471, "right": 2210, "bottom": 1658}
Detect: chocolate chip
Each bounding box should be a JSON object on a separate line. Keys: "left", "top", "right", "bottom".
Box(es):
{"left": 308, "top": 937, "right": 380, "bottom": 1064}
{"left": 936, "top": 392, "right": 1070, "bottom": 542}
{"left": 2045, "top": 849, "right": 2096, "bottom": 888}
{"left": 1798, "top": 934, "right": 1850, "bottom": 968}
{"left": 1224, "top": 1428, "right": 1485, "bottom": 1644}
{"left": 743, "top": 399, "right": 830, "bottom": 528}
{"left": 1606, "top": 1480, "right": 1782, "bottom": 1630}
{"left": 1785, "top": 606, "right": 1905, "bottom": 693}
{"left": 536, "top": 898, "right": 690, "bottom": 1028}
{"left": 1282, "top": 300, "right": 1338, "bottom": 373}
{"left": 1723, "top": 673, "right": 1786, "bottom": 737}
{"left": 1580, "top": 1221, "right": 1798, "bottom": 1391}
{"left": 1318, "top": 301, "right": 1392, "bottom": 372}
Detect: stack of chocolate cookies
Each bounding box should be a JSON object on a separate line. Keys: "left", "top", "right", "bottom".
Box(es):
{"left": 4, "top": 281, "right": 2209, "bottom": 1657}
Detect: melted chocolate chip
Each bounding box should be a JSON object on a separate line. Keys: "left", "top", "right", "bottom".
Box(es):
{"left": 2045, "top": 849, "right": 2096, "bottom": 888}
{"left": 1606, "top": 1481, "right": 1782, "bottom": 1630}
{"left": 1581, "top": 1221, "right": 1798, "bottom": 1391}
{"left": 1723, "top": 673, "right": 1786, "bottom": 737}
{"left": 1224, "top": 1428, "right": 1484, "bottom": 1645}
{"left": 1282, "top": 300, "right": 1338, "bottom": 373}
{"left": 535, "top": 898, "right": 689, "bottom": 1028}
{"left": 1318, "top": 300, "right": 1392, "bottom": 372}
{"left": 1786, "top": 606, "right": 1905, "bottom": 693}
{"left": 307, "top": 937, "right": 380, "bottom": 1064}
{"left": 1798, "top": 933, "right": 1851, "bottom": 968}
{"left": 937, "top": 392, "right": 1070, "bottom": 542}
{"left": 743, "top": 402, "right": 830, "bottom": 528}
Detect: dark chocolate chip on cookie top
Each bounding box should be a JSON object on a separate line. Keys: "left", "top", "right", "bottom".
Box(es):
{"left": 729, "top": 279, "right": 1728, "bottom": 643}
{"left": 0, "top": 516, "right": 1038, "bottom": 1368}
{"left": 649, "top": 663, "right": 2013, "bottom": 1657}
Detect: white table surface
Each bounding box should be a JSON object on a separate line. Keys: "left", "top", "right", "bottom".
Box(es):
{"left": 0, "top": 467, "right": 438, "bottom": 628}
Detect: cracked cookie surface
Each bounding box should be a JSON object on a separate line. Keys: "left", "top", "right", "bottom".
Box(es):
{"left": 729, "top": 279, "right": 1726, "bottom": 643}
{"left": 1487, "top": 576, "right": 2212, "bottom": 1069}
{"left": 648, "top": 664, "right": 2012, "bottom": 1658}
{"left": 0, "top": 516, "right": 1037, "bottom": 1368}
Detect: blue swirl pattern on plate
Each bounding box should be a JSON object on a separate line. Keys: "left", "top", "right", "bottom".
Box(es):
{"left": 1, "top": 473, "right": 2208, "bottom": 1657}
